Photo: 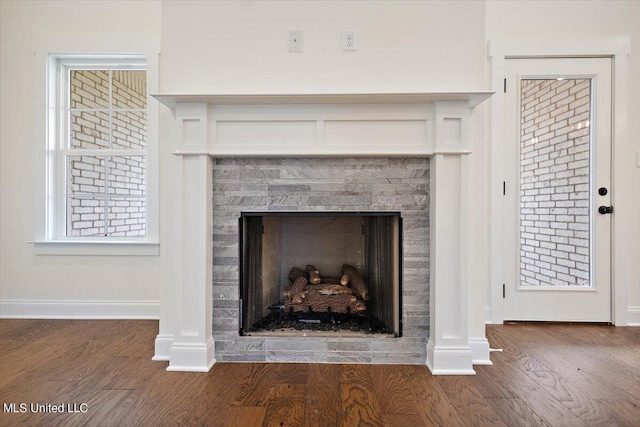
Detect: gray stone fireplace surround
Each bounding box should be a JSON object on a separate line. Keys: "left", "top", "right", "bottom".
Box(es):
{"left": 212, "top": 157, "right": 429, "bottom": 363}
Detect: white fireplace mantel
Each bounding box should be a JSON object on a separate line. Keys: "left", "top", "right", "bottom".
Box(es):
{"left": 152, "top": 92, "right": 492, "bottom": 108}
{"left": 152, "top": 91, "right": 493, "bottom": 374}
{"left": 154, "top": 91, "right": 492, "bottom": 157}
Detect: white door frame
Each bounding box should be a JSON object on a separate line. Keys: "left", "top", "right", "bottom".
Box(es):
{"left": 488, "top": 37, "right": 630, "bottom": 326}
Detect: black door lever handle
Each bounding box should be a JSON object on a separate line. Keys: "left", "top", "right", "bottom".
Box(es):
{"left": 598, "top": 206, "right": 614, "bottom": 214}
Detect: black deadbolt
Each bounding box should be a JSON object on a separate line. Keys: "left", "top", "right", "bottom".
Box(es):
{"left": 598, "top": 187, "right": 608, "bottom": 196}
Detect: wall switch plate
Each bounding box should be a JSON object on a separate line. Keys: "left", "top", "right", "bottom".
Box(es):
{"left": 343, "top": 29, "right": 356, "bottom": 51}
{"left": 288, "top": 30, "right": 302, "bottom": 52}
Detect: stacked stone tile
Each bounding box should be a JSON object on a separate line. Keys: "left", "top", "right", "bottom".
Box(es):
{"left": 211, "top": 158, "right": 430, "bottom": 363}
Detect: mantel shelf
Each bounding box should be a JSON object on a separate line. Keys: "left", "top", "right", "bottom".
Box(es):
{"left": 152, "top": 91, "right": 493, "bottom": 109}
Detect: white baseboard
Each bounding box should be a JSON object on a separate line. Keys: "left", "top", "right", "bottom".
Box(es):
{"left": 166, "top": 340, "right": 216, "bottom": 372}
{"left": 628, "top": 306, "right": 640, "bottom": 326}
{"left": 153, "top": 334, "right": 174, "bottom": 361}
{"left": 426, "top": 340, "right": 476, "bottom": 375}
{"left": 0, "top": 300, "right": 159, "bottom": 319}
{"left": 469, "top": 337, "right": 493, "bottom": 366}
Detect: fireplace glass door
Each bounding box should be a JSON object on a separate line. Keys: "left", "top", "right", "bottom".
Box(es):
{"left": 239, "top": 212, "right": 402, "bottom": 337}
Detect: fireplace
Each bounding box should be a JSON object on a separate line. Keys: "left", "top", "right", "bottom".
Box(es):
{"left": 153, "top": 92, "right": 493, "bottom": 374}
{"left": 239, "top": 212, "right": 402, "bottom": 337}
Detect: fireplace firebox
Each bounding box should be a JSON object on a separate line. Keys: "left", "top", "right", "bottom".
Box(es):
{"left": 240, "top": 212, "right": 402, "bottom": 337}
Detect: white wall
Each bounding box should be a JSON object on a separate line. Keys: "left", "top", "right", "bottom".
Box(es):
{"left": 160, "top": 0, "right": 486, "bottom": 93}
{"left": 1, "top": 0, "right": 635, "bottom": 326}
{"left": 486, "top": 0, "right": 640, "bottom": 324}
{"left": 0, "top": 0, "right": 162, "bottom": 318}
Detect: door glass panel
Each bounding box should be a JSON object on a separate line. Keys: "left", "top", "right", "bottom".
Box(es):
{"left": 519, "top": 78, "right": 591, "bottom": 287}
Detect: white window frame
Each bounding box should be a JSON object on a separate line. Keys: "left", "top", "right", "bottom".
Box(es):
{"left": 33, "top": 54, "right": 159, "bottom": 256}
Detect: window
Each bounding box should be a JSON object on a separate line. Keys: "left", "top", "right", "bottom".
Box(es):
{"left": 48, "top": 56, "right": 149, "bottom": 241}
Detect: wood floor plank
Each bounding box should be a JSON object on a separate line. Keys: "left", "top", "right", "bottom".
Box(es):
{"left": 304, "top": 363, "right": 342, "bottom": 427}
{"left": 224, "top": 406, "right": 266, "bottom": 427}
{"left": 382, "top": 413, "right": 428, "bottom": 427}
{"left": 232, "top": 363, "right": 287, "bottom": 407}
{"left": 560, "top": 325, "right": 640, "bottom": 394}
{"left": 486, "top": 397, "right": 553, "bottom": 427}
{"left": 506, "top": 324, "right": 640, "bottom": 406}
{"left": 434, "top": 375, "right": 507, "bottom": 427}
{"left": 487, "top": 325, "right": 554, "bottom": 372}
{"left": 2, "top": 320, "right": 640, "bottom": 426}
{"left": 56, "top": 389, "right": 137, "bottom": 427}
{"left": 0, "top": 319, "right": 61, "bottom": 351}
{"left": 0, "top": 321, "right": 96, "bottom": 387}
{"left": 485, "top": 323, "right": 640, "bottom": 426}
{"left": 479, "top": 336, "right": 591, "bottom": 426}
{"left": 369, "top": 364, "right": 423, "bottom": 419}
{"left": 89, "top": 355, "right": 158, "bottom": 391}
{"left": 0, "top": 381, "right": 78, "bottom": 427}
{"left": 340, "top": 364, "right": 385, "bottom": 427}
{"left": 262, "top": 383, "right": 306, "bottom": 427}
{"left": 516, "top": 335, "right": 638, "bottom": 406}
{"left": 401, "top": 365, "right": 468, "bottom": 426}
{"left": 523, "top": 369, "right": 621, "bottom": 425}
{"left": 472, "top": 364, "right": 518, "bottom": 399}
{"left": 189, "top": 363, "right": 254, "bottom": 426}
{"left": 91, "top": 388, "right": 145, "bottom": 427}
{"left": 594, "top": 398, "right": 640, "bottom": 427}
{"left": 133, "top": 372, "right": 209, "bottom": 426}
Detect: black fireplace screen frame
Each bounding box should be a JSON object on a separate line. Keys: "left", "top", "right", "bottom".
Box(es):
{"left": 238, "top": 211, "right": 403, "bottom": 337}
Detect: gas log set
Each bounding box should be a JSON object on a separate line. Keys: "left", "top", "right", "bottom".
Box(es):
{"left": 284, "top": 264, "right": 369, "bottom": 315}
{"left": 245, "top": 262, "right": 391, "bottom": 335}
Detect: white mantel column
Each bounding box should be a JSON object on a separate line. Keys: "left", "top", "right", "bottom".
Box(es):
{"left": 166, "top": 103, "right": 215, "bottom": 372}
{"left": 427, "top": 101, "right": 475, "bottom": 375}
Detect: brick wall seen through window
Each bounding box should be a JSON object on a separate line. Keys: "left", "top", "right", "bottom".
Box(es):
{"left": 519, "top": 78, "right": 591, "bottom": 286}
{"left": 66, "top": 69, "right": 147, "bottom": 237}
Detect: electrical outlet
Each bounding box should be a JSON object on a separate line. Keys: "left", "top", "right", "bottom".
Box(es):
{"left": 342, "top": 29, "right": 356, "bottom": 51}
{"left": 288, "top": 30, "right": 302, "bottom": 52}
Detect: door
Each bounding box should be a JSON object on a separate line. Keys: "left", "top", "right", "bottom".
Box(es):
{"left": 503, "top": 58, "right": 612, "bottom": 322}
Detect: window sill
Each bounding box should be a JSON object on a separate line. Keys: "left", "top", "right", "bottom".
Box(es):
{"left": 30, "top": 240, "right": 160, "bottom": 256}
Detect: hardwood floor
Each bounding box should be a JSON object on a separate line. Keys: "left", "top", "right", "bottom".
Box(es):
{"left": 1, "top": 320, "right": 638, "bottom": 426}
